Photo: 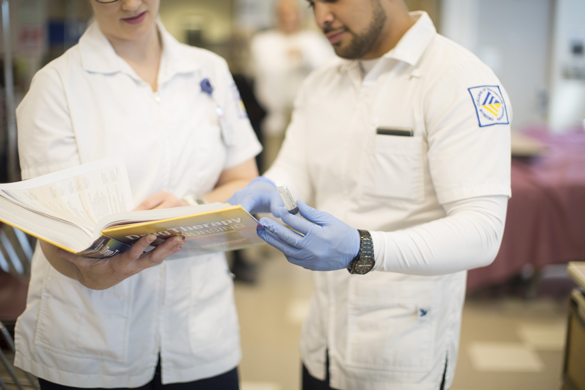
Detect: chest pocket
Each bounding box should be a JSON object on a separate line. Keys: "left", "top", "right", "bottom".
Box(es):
{"left": 361, "top": 132, "right": 426, "bottom": 203}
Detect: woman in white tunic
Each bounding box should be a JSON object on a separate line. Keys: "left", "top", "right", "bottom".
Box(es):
{"left": 14, "top": 0, "right": 262, "bottom": 388}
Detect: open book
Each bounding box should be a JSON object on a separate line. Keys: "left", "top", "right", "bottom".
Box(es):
{"left": 0, "top": 159, "right": 264, "bottom": 259}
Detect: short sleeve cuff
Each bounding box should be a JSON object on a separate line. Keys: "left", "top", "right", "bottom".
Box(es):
{"left": 223, "top": 137, "right": 263, "bottom": 170}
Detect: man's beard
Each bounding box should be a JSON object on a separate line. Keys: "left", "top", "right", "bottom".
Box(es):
{"left": 332, "top": 0, "right": 387, "bottom": 59}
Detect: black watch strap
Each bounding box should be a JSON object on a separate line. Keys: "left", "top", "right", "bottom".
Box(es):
{"left": 347, "top": 229, "right": 375, "bottom": 275}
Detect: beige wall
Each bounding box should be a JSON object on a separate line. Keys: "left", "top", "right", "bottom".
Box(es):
{"left": 159, "top": 0, "right": 233, "bottom": 44}
{"left": 548, "top": 0, "right": 585, "bottom": 131}
{"left": 405, "top": 0, "right": 441, "bottom": 31}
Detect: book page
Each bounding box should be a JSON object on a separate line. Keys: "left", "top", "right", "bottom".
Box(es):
{"left": 96, "top": 202, "right": 230, "bottom": 232}
{"left": 0, "top": 159, "right": 133, "bottom": 232}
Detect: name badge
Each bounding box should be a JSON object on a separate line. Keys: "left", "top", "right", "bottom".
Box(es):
{"left": 201, "top": 78, "right": 234, "bottom": 147}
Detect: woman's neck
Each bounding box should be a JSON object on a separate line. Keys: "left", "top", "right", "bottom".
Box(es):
{"left": 107, "top": 25, "right": 162, "bottom": 92}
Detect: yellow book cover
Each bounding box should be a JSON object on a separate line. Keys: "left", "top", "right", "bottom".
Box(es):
{"left": 101, "top": 205, "right": 264, "bottom": 259}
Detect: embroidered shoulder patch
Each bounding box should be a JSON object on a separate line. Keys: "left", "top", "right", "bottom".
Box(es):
{"left": 468, "top": 85, "right": 509, "bottom": 127}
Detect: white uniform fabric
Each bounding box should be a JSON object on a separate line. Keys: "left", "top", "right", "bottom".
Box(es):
{"left": 15, "top": 21, "right": 262, "bottom": 388}
{"left": 371, "top": 195, "right": 508, "bottom": 275}
{"left": 250, "top": 30, "right": 333, "bottom": 136}
{"left": 265, "top": 12, "right": 511, "bottom": 390}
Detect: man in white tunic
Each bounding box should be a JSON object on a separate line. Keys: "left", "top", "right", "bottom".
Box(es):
{"left": 229, "top": 0, "right": 512, "bottom": 389}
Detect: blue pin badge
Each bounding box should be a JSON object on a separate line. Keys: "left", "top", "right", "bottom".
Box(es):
{"left": 201, "top": 78, "right": 213, "bottom": 96}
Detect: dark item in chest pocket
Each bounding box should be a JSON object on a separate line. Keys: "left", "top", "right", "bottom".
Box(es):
{"left": 376, "top": 127, "right": 414, "bottom": 137}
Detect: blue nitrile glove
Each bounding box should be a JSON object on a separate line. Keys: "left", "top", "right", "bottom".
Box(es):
{"left": 257, "top": 200, "right": 360, "bottom": 271}
{"left": 227, "top": 176, "right": 284, "bottom": 217}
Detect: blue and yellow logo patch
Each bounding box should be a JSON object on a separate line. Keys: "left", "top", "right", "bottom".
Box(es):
{"left": 468, "top": 85, "right": 509, "bottom": 127}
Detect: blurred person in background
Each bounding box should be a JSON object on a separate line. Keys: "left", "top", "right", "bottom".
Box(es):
{"left": 13, "top": 0, "right": 261, "bottom": 389}
{"left": 224, "top": 33, "right": 267, "bottom": 284}
{"left": 229, "top": 0, "right": 512, "bottom": 389}
{"left": 250, "top": 0, "right": 333, "bottom": 168}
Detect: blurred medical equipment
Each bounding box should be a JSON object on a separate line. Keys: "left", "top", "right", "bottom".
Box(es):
{"left": 0, "top": 223, "right": 37, "bottom": 389}
{"left": 510, "top": 131, "right": 547, "bottom": 157}
{"left": 563, "top": 262, "right": 585, "bottom": 390}
{"left": 1, "top": 320, "right": 39, "bottom": 390}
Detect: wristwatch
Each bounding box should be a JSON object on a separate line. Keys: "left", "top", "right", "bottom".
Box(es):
{"left": 347, "top": 229, "right": 375, "bottom": 275}
{"left": 182, "top": 194, "right": 208, "bottom": 206}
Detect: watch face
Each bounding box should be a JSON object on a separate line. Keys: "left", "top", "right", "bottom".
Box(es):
{"left": 352, "top": 257, "right": 375, "bottom": 274}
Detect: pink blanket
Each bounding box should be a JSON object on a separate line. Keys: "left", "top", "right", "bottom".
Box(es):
{"left": 467, "top": 129, "right": 585, "bottom": 292}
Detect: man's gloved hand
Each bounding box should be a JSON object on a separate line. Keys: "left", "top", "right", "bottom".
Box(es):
{"left": 227, "top": 176, "right": 284, "bottom": 217}
{"left": 257, "top": 200, "right": 360, "bottom": 271}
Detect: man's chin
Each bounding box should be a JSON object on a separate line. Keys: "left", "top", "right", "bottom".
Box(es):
{"left": 333, "top": 46, "right": 361, "bottom": 60}
{"left": 329, "top": 36, "right": 365, "bottom": 59}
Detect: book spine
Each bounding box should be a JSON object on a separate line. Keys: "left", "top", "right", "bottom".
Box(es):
{"left": 78, "top": 235, "right": 132, "bottom": 259}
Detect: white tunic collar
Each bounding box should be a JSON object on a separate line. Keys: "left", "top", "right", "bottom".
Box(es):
{"left": 339, "top": 11, "right": 437, "bottom": 74}
{"left": 383, "top": 11, "right": 436, "bottom": 66}
{"left": 79, "top": 19, "right": 202, "bottom": 84}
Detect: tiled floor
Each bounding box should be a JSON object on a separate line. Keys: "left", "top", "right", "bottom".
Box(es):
{"left": 234, "top": 246, "right": 570, "bottom": 390}
{"left": 450, "top": 294, "right": 567, "bottom": 390}
{"left": 235, "top": 246, "right": 313, "bottom": 390}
